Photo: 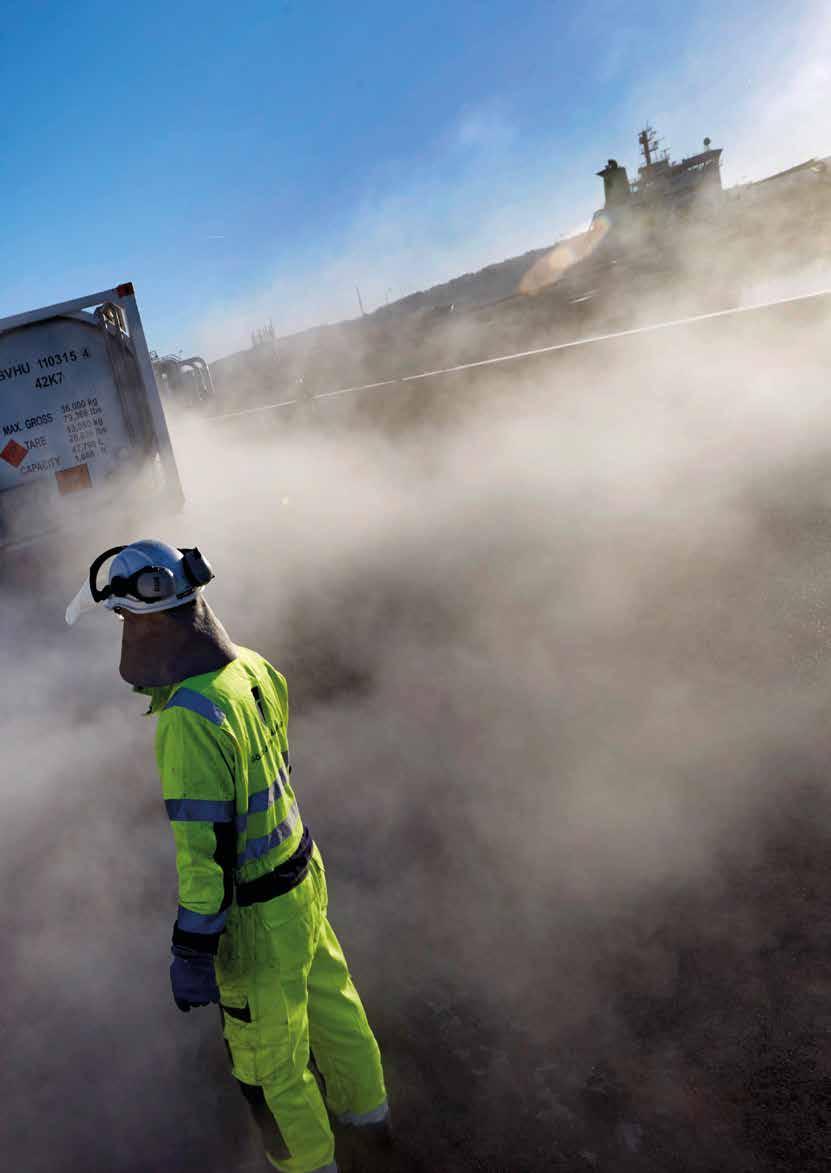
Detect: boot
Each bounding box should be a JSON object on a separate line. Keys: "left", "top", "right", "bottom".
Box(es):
{"left": 335, "top": 1116, "right": 398, "bottom": 1173}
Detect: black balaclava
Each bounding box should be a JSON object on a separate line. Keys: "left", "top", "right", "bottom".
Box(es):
{"left": 119, "top": 597, "right": 238, "bottom": 687}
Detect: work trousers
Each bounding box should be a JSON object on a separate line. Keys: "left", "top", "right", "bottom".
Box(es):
{"left": 216, "top": 846, "right": 387, "bottom": 1173}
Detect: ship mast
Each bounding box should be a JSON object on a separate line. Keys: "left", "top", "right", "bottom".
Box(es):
{"left": 638, "top": 124, "right": 664, "bottom": 170}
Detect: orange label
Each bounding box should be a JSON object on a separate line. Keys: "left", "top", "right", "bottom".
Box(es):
{"left": 55, "top": 464, "right": 92, "bottom": 494}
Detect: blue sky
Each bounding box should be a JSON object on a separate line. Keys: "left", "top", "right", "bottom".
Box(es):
{"left": 1, "top": 1, "right": 828, "bottom": 358}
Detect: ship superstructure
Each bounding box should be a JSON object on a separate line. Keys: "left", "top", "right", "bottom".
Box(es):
{"left": 597, "top": 126, "right": 723, "bottom": 217}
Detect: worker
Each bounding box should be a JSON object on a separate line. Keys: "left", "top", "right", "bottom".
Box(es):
{"left": 66, "top": 539, "right": 390, "bottom": 1173}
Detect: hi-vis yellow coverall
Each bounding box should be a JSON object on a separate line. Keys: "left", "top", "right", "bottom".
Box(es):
{"left": 144, "top": 647, "right": 387, "bottom": 1173}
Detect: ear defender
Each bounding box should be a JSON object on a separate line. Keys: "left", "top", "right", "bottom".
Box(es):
{"left": 180, "top": 547, "right": 215, "bottom": 587}
{"left": 114, "top": 567, "right": 178, "bottom": 602}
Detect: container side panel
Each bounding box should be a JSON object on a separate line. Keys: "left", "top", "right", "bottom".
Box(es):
{"left": 0, "top": 318, "right": 135, "bottom": 496}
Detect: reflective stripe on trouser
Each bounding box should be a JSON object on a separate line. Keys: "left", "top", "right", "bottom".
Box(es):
{"left": 216, "top": 848, "right": 386, "bottom": 1173}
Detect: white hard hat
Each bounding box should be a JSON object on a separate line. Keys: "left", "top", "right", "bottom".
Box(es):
{"left": 65, "top": 539, "right": 214, "bottom": 625}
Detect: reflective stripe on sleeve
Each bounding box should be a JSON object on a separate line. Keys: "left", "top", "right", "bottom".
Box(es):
{"left": 176, "top": 905, "right": 229, "bottom": 934}
{"left": 166, "top": 797, "right": 236, "bottom": 822}
{"left": 237, "top": 802, "right": 300, "bottom": 868}
{"left": 235, "top": 775, "right": 285, "bottom": 832}
{"left": 164, "top": 688, "right": 227, "bottom": 726}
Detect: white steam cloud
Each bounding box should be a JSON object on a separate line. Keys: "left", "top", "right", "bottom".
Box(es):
{"left": 3, "top": 8, "right": 831, "bottom": 1168}
{"left": 3, "top": 289, "right": 831, "bottom": 1172}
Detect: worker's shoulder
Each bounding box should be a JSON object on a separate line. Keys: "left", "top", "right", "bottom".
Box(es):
{"left": 236, "top": 646, "right": 289, "bottom": 701}
{"left": 156, "top": 658, "right": 241, "bottom": 729}
{"left": 158, "top": 685, "right": 232, "bottom": 730}
{"left": 170, "top": 649, "right": 286, "bottom": 712}
{"left": 158, "top": 650, "right": 287, "bottom": 729}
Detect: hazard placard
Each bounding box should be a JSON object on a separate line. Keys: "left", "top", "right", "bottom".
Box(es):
{"left": 0, "top": 438, "right": 27, "bottom": 468}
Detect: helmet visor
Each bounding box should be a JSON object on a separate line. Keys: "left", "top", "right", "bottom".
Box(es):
{"left": 65, "top": 579, "right": 97, "bottom": 626}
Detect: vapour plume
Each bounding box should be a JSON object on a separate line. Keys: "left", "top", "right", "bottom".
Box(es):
{"left": 4, "top": 281, "right": 829, "bottom": 1170}
{"left": 4, "top": 8, "right": 831, "bottom": 1160}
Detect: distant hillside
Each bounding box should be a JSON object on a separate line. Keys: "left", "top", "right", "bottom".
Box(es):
{"left": 370, "top": 242, "right": 557, "bottom": 317}
{"left": 210, "top": 237, "right": 565, "bottom": 396}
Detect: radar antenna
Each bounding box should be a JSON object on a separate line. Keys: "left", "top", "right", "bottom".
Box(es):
{"left": 638, "top": 124, "right": 667, "bottom": 169}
